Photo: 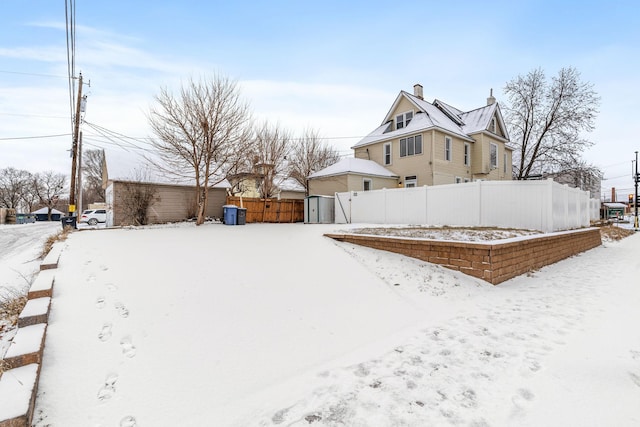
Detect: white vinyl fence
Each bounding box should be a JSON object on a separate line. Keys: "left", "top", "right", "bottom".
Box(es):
{"left": 334, "top": 179, "right": 600, "bottom": 232}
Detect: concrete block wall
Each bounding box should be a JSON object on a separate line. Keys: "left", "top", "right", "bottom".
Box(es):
{"left": 0, "top": 246, "right": 57, "bottom": 427}
{"left": 326, "top": 228, "right": 602, "bottom": 285}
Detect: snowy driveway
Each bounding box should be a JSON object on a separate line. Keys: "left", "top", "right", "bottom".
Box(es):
{"left": 32, "top": 223, "right": 640, "bottom": 426}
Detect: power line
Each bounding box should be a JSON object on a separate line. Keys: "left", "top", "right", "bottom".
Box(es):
{"left": 0, "top": 133, "right": 71, "bottom": 141}
{"left": 0, "top": 70, "right": 68, "bottom": 79}
{"left": 0, "top": 112, "right": 68, "bottom": 119}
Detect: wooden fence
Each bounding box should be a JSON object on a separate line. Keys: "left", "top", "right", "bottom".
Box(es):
{"left": 225, "top": 197, "right": 304, "bottom": 223}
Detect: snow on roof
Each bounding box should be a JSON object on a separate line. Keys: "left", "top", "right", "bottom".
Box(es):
{"left": 104, "top": 147, "right": 230, "bottom": 188}
{"left": 277, "top": 176, "right": 305, "bottom": 192}
{"left": 459, "top": 103, "right": 496, "bottom": 134}
{"left": 31, "top": 207, "right": 64, "bottom": 215}
{"left": 353, "top": 92, "right": 475, "bottom": 149}
{"left": 353, "top": 91, "right": 509, "bottom": 149}
{"left": 308, "top": 158, "right": 398, "bottom": 179}
{"left": 603, "top": 202, "right": 627, "bottom": 208}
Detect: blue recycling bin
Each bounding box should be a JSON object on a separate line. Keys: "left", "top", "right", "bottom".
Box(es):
{"left": 223, "top": 205, "right": 238, "bottom": 225}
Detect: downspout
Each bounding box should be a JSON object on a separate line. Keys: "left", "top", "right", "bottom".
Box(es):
{"left": 431, "top": 129, "right": 436, "bottom": 184}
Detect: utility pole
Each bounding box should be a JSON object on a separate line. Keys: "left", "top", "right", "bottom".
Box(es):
{"left": 78, "top": 131, "right": 83, "bottom": 214}
{"left": 635, "top": 151, "right": 639, "bottom": 229}
{"left": 68, "top": 73, "right": 83, "bottom": 217}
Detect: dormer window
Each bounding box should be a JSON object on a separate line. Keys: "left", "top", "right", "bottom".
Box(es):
{"left": 396, "top": 111, "right": 413, "bottom": 130}
{"left": 489, "top": 117, "right": 496, "bottom": 133}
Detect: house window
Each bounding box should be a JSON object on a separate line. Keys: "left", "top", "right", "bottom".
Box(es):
{"left": 383, "top": 143, "right": 392, "bottom": 165}
{"left": 445, "top": 136, "right": 452, "bottom": 161}
{"left": 489, "top": 117, "right": 496, "bottom": 133}
{"left": 464, "top": 143, "right": 471, "bottom": 167}
{"left": 400, "top": 135, "right": 423, "bottom": 157}
{"left": 404, "top": 175, "right": 417, "bottom": 188}
{"left": 503, "top": 153, "right": 507, "bottom": 174}
{"left": 464, "top": 178, "right": 471, "bottom": 183}
{"left": 396, "top": 111, "right": 413, "bottom": 130}
{"left": 490, "top": 143, "right": 498, "bottom": 169}
{"left": 455, "top": 177, "right": 462, "bottom": 184}
{"left": 363, "top": 179, "right": 372, "bottom": 191}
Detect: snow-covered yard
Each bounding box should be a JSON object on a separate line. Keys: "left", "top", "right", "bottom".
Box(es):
{"left": 2, "top": 221, "right": 639, "bottom": 426}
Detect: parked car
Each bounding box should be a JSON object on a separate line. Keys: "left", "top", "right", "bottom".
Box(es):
{"left": 79, "top": 209, "right": 107, "bottom": 225}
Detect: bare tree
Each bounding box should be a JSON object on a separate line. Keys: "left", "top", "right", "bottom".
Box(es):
{"left": 83, "top": 149, "right": 106, "bottom": 206}
{"left": 21, "top": 178, "right": 40, "bottom": 214}
{"left": 0, "top": 167, "right": 33, "bottom": 210}
{"left": 148, "top": 75, "right": 252, "bottom": 225}
{"left": 288, "top": 128, "right": 341, "bottom": 195}
{"left": 504, "top": 67, "right": 600, "bottom": 180}
{"left": 249, "top": 121, "right": 292, "bottom": 198}
{"left": 34, "top": 171, "right": 67, "bottom": 220}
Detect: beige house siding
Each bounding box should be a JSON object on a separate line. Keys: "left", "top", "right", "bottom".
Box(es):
{"left": 309, "top": 176, "right": 349, "bottom": 196}
{"left": 432, "top": 132, "right": 474, "bottom": 184}
{"left": 469, "top": 133, "right": 512, "bottom": 180}
{"left": 279, "top": 190, "right": 305, "bottom": 200}
{"left": 355, "top": 134, "right": 433, "bottom": 187}
{"left": 309, "top": 174, "right": 398, "bottom": 196}
{"left": 110, "top": 181, "right": 227, "bottom": 225}
{"left": 391, "top": 98, "right": 418, "bottom": 129}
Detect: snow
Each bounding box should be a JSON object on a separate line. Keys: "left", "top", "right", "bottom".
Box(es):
{"left": 2, "top": 220, "right": 639, "bottom": 426}
{"left": 4, "top": 323, "right": 46, "bottom": 359}
{"left": 31, "top": 207, "right": 64, "bottom": 215}
{"left": 0, "top": 364, "right": 39, "bottom": 420}
{"left": 18, "top": 297, "right": 51, "bottom": 319}
{"left": 308, "top": 158, "right": 398, "bottom": 179}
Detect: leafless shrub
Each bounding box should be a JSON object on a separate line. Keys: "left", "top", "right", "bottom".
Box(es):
{"left": 40, "top": 227, "right": 72, "bottom": 259}
{"left": 120, "top": 181, "right": 158, "bottom": 226}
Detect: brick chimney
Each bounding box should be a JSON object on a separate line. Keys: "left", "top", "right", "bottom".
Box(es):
{"left": 611, "top": 187, "right": 616, "bottom": 202}
{"left": 487, "top": 88, "right": 496, "bottom": 105}
{"left": 413, "top": 84, "right": 423, "bottom": 100}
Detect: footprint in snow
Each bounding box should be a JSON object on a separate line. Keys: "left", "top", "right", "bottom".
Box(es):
{"left": 120, "top": 415, "right": 137, "bottom": 426}
{"left": 97, "top": 372, "right": 119, "bottom": 401}
{"left": 106, "top": 283, "right": 118, "bottom": 292}
{"left": 115, "top": 301, "right": 129, "bottom": 318}
{"left": 95, "top": 296, "right": 106, "bottom": 309}
{"left": 120, "top": 336, "right": 137, "bottom": 358}
{"left": 98, "top": 323, "right": 113, "bottom": 342}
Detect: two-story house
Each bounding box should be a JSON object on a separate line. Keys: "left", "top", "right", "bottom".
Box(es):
{"left": 352, "top": 84, "right": 513, "bottom": 187}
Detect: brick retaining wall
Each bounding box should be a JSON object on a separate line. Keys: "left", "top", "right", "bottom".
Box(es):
{"left": 325, "top": 228, "right": 602, "bottom": 285}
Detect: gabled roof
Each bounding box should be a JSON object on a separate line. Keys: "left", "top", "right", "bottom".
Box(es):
{"left": 353, "top": 90, "right": 510, "bottom": 149}
{"left": 308, "top": 158, "right": 398, "bottom": 179}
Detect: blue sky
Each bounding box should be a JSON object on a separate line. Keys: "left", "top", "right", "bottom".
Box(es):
{"left": 1, "top": 0, "right": 639, "bottom": 199}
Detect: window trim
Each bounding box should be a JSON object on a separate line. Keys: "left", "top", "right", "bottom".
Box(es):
{"left": 503, "top": 152, "right": 507, "bottom": 174}
{"left": 489, "top": 117, "right": 496, "bottom": 133}
{"left": 383, "top": 142, "right": 392, "bottom": 165}
{"left": 363, "top": 178, "right": 372, "bottom": 191}
{"left": 464, "top": 142, "right": 471, "bottom": 167}
{"left": 445, "top": 136, "right": 452, "bottom": 161}
{"left": 404, "top": 175, "right": 417, "bottom": 188}
{"left": 396, "top": 110, "right": 414, "bottom": 130}
{"left": 399, "top": 134, "right": 423, "bottom": 158}
{"left": 490, "top": 142, "right": 498, "bottom": 169}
